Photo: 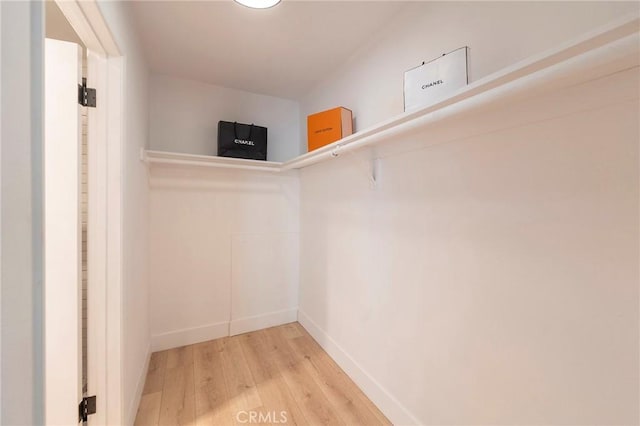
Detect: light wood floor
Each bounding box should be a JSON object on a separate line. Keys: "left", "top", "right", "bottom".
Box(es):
{"left": 134, "top": 322, "right": 391, "bottom": 426}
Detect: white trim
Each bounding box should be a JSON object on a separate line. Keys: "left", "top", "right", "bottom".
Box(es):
{"left": 86, "top": 49, "right": 108, "bottom": 426}
{"left": 76, "top": 1, "right": 120, "bottom": 56}
{"left": 55, "top": 1, "right": 124, "bottom": 425}
{"left": 151, "top": 321, "right": 229, "bottom": 352}
{"left": 0, "top": 4, "right": 4, "bottom": 421}
{"left": 105, "top": 55, "right": 124, "bottom": 426}
{"left": 297, "top": 310, "right": 422, "bottom": 426}
{"left": 229, "top": 308, "right": 298, "bottom": 336}
{"left": 150, "top": 308, "right": 299, "bottom": 352}
{"left": 54, "top": 0, "right": 105, "bottom": 56}
{"left": 54, "top": 0, "right": 120, "bottom": 57}
{"left": 126, "top": 344, "right": 151, "bottom": 426}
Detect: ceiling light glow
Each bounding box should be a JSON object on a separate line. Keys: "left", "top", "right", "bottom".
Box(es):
{"left": 234, "top": 0, "right": 281, "bottom": 9}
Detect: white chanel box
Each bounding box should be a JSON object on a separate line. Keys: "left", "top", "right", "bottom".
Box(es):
{"left": 404, "top": 47, "right": 469, "bottom": 112}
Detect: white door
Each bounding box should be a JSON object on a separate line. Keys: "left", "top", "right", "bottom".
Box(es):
{"left": 44, "top": 37, "right": 83, "bottom": 426}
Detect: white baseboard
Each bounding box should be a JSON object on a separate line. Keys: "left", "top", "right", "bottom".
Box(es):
{"left": 297, "top": 309, "right": 421, "bottom": 426}
{"left": 229, "top": 308, "right": 298, "bottom": 336}
{"left": 151, "top": 321, "right": 229, "bottom": 352}
{"left": 126, "top": 343, "right": 151, "bottom": 426}
{"left": 150, "top": 309, "right": 297, "bottom": 351}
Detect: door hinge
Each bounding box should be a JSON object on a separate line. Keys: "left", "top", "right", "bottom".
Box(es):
{"left": 79, "top": 395, "right": 97, "bottom": 422}
{"left": 78, "top": 78, "right": 97, "bottom": 108}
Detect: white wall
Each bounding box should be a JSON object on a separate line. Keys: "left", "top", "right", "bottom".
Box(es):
{"left": 149, "top": 75, "right": 300, "bottom": 162}
{"left": 96, "top": 2, "right": 150, "bottom": 425}
{"left": 298, "top": 3, "right": 639, "bottom": 424}
{"left": 300, "top": 1, "right": 640, "bottom": 144}
{"left": 0, "top": 2, "right": 45, "bottom": 424}
{"left": 149, "top": 165, "right": 299, "bottom": 350}
{"left": 299, "top": 65, "right": 639, "bottom": 426}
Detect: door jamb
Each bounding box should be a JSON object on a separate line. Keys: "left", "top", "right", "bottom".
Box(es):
{"left": 53, "top": 1, "right": 123, "bottom": 424}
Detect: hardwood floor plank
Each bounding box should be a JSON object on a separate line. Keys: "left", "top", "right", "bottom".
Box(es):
{"left": 166, "top": 345, "right": 194, "bottom": 369}
{"left": 193, "top": 340, "right": 235, "bottom": 426}
{"left": 218, "top": 336, "right": 263, "bottom": 424}
{"left": 135, "top": 324, "right": 389, "bottom": 426}
{"left": 291, "top": 324, "right": 390, "bottom": 425}
{"left": 260, "top": 327, "right": 345, "bottom": 426}
{"left": 134, "top": 392, "right": 162, "bottom": 426}
{"left": 143, "top": 351, "right": 168, "bottom": 395}
{"left": 279, "top": 322, "right": 304, "bottom": 340}
{"left": 159, "top": 346, "right": 196, "bottom": 426}
{"left": 237, "top": 331, "right": 308, "bottom": 426}
{"left": 296, "top": 332, "right": 392, "bottom": 425}
{"left": 287, "top": 332, "right": 391, "bottom": 425}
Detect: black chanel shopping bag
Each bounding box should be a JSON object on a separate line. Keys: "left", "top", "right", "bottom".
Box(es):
{"left": 217, "top": 121, "right": 268, "bottom": 160}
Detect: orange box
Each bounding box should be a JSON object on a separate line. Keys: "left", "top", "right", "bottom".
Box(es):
{"left": 307, "top": 107, "right": 353, "bottom": 152}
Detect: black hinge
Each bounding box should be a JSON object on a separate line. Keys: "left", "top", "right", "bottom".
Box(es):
{"left": 78, "top": 78, "right": 97, "bottom": 108}
{"left": 79, "top": 395, "right": 97, "bottom": 422}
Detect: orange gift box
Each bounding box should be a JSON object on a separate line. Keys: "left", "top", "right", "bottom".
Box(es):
{"left": 307, "top": 107, "right": 353, "bottom": 152}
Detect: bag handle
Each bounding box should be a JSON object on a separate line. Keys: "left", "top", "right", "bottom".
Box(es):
{"left": 233, "top": 122, "right": 254, "bottom": 141}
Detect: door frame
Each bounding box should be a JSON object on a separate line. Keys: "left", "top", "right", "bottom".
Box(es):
{"left": 53, "top": 1, "right": 123, "bottom": 424}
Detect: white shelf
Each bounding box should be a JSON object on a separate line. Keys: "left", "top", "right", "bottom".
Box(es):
{"left": 144, "top": 150, "right": 283, "bottom": 172}
{"left": 145, "top": 15, "right": 639, "bottom": 174}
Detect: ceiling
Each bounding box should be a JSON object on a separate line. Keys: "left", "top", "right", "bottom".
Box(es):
{"left": 128, "top": 1, "right": 407, "bottom": 100}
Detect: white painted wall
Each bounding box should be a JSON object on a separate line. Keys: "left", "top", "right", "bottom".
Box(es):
{"left": 149, "top": 165, "right": 299, "bottom": 351}
{"left": 300, "top": 1, "right": 640, "bottom": 148}
{"left": 149, "top": 74, "right": 301, "bottom": 162}
{"left": 96, "top": 2, "right": 150, "bottom": 425}
{"left": 298, "top": 3, "right": 639, "bottom": 424}
{"left": 298, "top": 45, "right": 639, "bottom": 426}
{"left": 139, "top": 3, "right": 640, "bottom": 425}
{"left": 0, "top": 2, "right": 45, "bottom": 425}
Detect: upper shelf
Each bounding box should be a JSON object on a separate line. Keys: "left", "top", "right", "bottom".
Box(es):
{"left": 145, "top": 14, "right": 639, "bottom": 174}
{"left": 145, "top": 150, "right": 283, "bottom": 172}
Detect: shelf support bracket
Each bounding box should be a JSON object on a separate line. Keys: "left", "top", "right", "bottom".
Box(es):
{"left": 338, "top": 146, "right": 379, "bottom": 188}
